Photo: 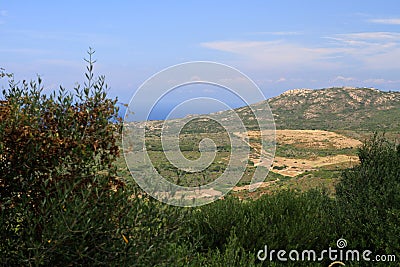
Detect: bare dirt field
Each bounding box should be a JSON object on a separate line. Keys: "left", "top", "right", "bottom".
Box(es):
{"left": 269, "top": 154, "right": 359, "bottom": 177}
{"left": 275, "top": 129, "right": 362, "bottom": 149}
{"left": 249, "top": 129, "right": 362, "bottom": 177}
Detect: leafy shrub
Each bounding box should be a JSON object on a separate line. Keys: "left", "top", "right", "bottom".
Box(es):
{"left": 188, "top": 189, "right": 337, "bottom": 265}
{"left": 0, "top": 49, "right": 126, "bottom": 265}
{"left": 0, "top": 50, "right": 191, "bottom": 266}
{"left": 188, "top": 231, "right": 259, "bottom": 267}
{"left": 336, "top": 133, "right": 400, "bottom": 260}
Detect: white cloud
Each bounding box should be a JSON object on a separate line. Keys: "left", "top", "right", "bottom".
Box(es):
{"left": 324, "top": 33, "right": 400, "bottom": 54}
{"left": 329, "top": 32, "right": 400, "bottom": 70}
{"left": 201, "top": 40, "right": 340, "bottom": 70}
{"left": 217, "top": 76, "right": 248, "bottom": 84}
{"left": 333, "top": 76, "right": 356, "bottom": 82}
{"left": 363, "top": 78, "right": 400, "bottom": 84}
{"left": 201, "top": 31, "right": 400, "bottom": 79}
{"left": 335, "top": 32, "right": 400, "bottom": 41}
{"left": 363, "top": 78, "right": 386, "bottom": 84}
{"left": 190, "top": 75, "right": 202, "bottom": 82}
{"left": 369, "top": 18, "right": 400, "bottom": 25}
{"left": 201, "top": 40, "right": 275, "bottom": 53}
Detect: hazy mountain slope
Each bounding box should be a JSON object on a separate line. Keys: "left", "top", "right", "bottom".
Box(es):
{"left": 140, "top": 87, "right": 400, "bottom": 133}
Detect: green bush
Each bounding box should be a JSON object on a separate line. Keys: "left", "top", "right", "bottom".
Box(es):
{"left": 0, "top": 50, "right": 191, "bottom": 266}
{"left": 188, "top": 189, "right": 337, "bottom": 265}
{"left": 0, "top": 49, "right": 124, "bottom": 265}
{"left": 336, "top": 133, "right": 400, "bottom": 260}
{"left": 188, "top": 231, "right": 259, "bottom": 267}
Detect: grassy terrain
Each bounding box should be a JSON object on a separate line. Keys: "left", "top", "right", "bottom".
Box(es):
{"left": 128, "top": 87, "right": 400, "bottom": 199}
{"left": 118, "top": 127, "right": 363, "bottom": 200}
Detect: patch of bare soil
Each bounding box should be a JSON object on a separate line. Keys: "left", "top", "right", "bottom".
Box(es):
{"left": 275, "top": 129, "right": 362, "bottom": 149}
{"left": 269, "top": 155, "right": 359, "bottom": 177}
{"left": 246, "top": 129, "right": 362, "bottom": 177}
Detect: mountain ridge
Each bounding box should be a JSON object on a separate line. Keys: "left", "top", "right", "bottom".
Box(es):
{"left": 262, "top": 86, "right": 400, "bottom": 131}
{"left": 136, "top": 86, "right": 400, "bottom": 134}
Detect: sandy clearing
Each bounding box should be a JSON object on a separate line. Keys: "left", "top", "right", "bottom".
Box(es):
{"left": 275, "top": 129, "right": 362, "bottom": 149}
{"left": 236, "top": 129, "right": 362, "bottom": 177}
{"left": 268, "top": 155, "right": 359, "bottom": 177}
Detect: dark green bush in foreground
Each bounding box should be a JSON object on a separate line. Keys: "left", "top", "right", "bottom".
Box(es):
{"left": 336, "top": 134, "right": 400, "bottom": 261}
{"left": 0, "top": 51, "right": 189, "bottom": 266}
{"left": 186, "top": 190, "right": 336, "bottom": 266}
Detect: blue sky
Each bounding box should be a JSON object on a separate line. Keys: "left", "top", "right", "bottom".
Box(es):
{"left": 1, "top": 1, "right": 400, "bottom": 119}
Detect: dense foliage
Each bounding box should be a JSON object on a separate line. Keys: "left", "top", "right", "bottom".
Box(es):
{"left": 336, "top": 134, "right": 400, "bottom": 259}
{"left": 0, "top": 51, "right": 189, "bottom": 266}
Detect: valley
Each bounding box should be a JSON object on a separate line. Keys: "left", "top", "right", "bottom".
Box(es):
{"left": 121, "top": 87, "right": 400, "bottom": 200}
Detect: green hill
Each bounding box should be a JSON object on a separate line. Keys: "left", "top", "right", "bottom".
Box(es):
{"left": 222, "top": 86, "right": 400, "bottom": 132}
{"left": 265, "top": 87, "right": 400, "bottom": 131}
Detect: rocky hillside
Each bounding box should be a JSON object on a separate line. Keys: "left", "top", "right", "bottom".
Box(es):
{"left": 263, "top": 87, "right": 400, "bottom": 131}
